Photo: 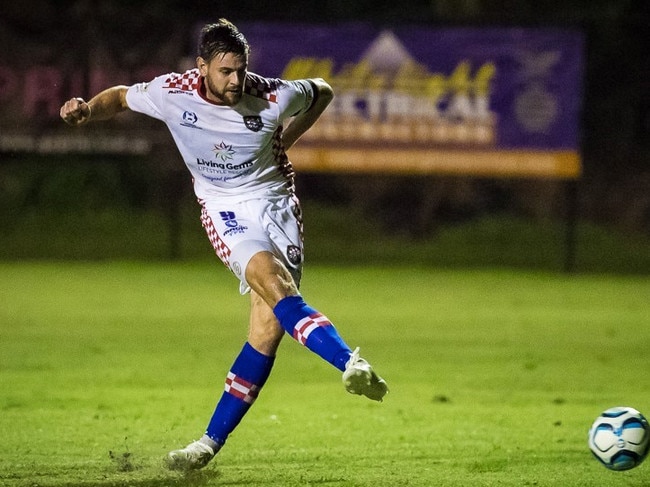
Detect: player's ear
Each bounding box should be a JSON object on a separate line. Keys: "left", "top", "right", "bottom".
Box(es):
{"left": 197, "top": 57, "right": 208, "bottom": 75}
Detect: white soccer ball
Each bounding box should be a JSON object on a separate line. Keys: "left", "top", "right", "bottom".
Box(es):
{"left": 588, "top": 406, "right": 650, "bottom": 471}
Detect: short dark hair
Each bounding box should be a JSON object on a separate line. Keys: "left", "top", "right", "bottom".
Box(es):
{"left": 197, "top": 19, "right": 250, "bottom": 61}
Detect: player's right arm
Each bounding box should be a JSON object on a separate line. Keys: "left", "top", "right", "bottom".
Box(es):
{"left": 60, "top": 86, "right": 130, "bottom": 126}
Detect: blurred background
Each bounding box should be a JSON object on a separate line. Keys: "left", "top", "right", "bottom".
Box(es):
{"left": 0, "top": 0, "right": 648, "bottom": 273}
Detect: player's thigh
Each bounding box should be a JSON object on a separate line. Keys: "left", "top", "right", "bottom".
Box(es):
{"left": 260, "top": 196, "right": 304, "bottom": 286}
{"left": 199, "top": 200, "right": 274, "bottom": 290}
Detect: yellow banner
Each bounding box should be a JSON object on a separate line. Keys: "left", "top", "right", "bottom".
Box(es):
{"left": 288, "top": 146, "right": 581, "bottom": 179}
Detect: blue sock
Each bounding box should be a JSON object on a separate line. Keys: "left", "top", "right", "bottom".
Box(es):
{"left": 205, "top": 342, "right": 274, "bottom": 446}
{"left": 273, "top": 295, "right": 352, "bottom": 371}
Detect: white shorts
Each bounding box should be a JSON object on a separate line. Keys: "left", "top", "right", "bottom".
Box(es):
{"left": 199, "top": 194, "right": 304, "bottom": 294}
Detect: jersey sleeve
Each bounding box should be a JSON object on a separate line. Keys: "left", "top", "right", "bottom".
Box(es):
{"left": 125, "top": 75, "right": 168, "bottom": 121}
{"left": 276, "top": 79, "right": 315, "bottom": 121}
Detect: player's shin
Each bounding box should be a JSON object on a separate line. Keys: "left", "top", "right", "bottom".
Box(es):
{"left": 204, "top": 342, "right": 275, "bottom": 447}
{"left": 273, "top": 295, "right": 352, "bottom": 371}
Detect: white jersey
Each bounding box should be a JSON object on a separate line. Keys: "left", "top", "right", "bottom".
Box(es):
{"left": 125, "top": 69, "right": 315, "bottom": 201}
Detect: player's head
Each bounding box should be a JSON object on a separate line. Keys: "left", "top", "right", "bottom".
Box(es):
{"left": 197, "top": 19, "right": 250, "bottom": 62}
{"left": 197, "top": 19, "right": 249, "bottom": 106}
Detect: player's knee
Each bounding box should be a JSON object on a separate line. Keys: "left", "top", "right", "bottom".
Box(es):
{"left": 245, "top": 251, "right": 298, "bottom": 303}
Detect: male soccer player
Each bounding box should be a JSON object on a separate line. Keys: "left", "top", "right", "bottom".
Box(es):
{"left": 60, "top": 19, "right": 388, "bottom": 471}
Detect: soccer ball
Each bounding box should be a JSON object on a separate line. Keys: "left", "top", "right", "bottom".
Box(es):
{"left": 588, "top": 406, "right": 650, "bottom": 471}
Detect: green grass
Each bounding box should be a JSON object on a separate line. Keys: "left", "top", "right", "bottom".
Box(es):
{"left": 1, "top": 262, "right": 649, "bottom": 486}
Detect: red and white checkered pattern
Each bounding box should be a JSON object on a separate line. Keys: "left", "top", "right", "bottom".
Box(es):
{"left": 293, "top": 313, "right": 332, "bottom": 345}
{"left": 272, "top": 126, "right": 295, "bottom": 187}
{"left": 163, "top": 69, "right": 202, "bottom": 91}
{"left": 244, "top": 73, "right": 278, "bottom": 103}
{"left": 224, "top": 372, "right": 260, "bottom": 405}
{"left": 200, "top": 203, "right": 231, "bottom": 268}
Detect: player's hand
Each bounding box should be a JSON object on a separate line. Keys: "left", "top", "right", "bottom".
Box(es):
{"left": 60, "top": 97, "right": 91, "bottom": 126}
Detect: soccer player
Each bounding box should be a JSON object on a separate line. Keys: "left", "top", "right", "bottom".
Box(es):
{"left": 60, "top": 19, "right": 388, "bottom": 471}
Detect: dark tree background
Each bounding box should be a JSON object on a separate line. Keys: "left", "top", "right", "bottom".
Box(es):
{"left": 1, "top": 0, "right": 648, "bottom": 233}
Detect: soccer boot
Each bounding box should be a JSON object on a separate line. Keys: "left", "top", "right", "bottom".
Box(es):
{"left": 164, "top": 440, "right": 216, "bottom": 471}
{"left": 342, "top": 347, "right": 388, "bottom": 402}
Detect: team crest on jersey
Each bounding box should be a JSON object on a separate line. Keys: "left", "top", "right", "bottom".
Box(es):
{"left": 243, "top": 116, "right": 264, "bottom": 132}
{"left": 286, "top": 245, "right": 302, "bottom": 266}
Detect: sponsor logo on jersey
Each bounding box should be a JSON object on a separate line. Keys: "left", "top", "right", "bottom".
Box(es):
{"left": 243, "top": 115, "right": 264, "bottom": 132}
{"left": 197, "top": 158, "right": 253, "bottom": 171}
{"left": 212, "top": 141, "right": 236, "bottom": 161}
{"left": 167, "top": 90, "right": 194, "bottom": 96}
{"left": 181, "top": 111, "right": 201, "bottom": 129}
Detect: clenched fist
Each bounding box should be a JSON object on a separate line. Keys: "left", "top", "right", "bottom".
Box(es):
{"left": 60, "top": 97, "right": 91, "bottom": 126}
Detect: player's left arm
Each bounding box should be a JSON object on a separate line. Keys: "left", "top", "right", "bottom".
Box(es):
{"left": 282, "top": 78, "right": 333, "bottom": 150}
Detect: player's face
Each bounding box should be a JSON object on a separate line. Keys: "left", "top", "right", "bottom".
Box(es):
{"left": 198, "top": 52, "right": 248, "bottom": 106}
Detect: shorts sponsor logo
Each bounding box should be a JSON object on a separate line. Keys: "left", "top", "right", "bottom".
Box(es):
{"left": 220, "top": 211, "right": 236, "bottom": 221}
{"left": 224, "top": 226, "right": 248, "bottom": 236}
{"left": 220, "top": 211, "right": 248, "bottom": 236}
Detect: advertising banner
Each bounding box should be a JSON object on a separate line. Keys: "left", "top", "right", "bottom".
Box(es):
{"left": 1, "top": 23, "right": 584, "bottom": 177}
{"left": 243, "top": 23, "right": 584, "bottom": 178}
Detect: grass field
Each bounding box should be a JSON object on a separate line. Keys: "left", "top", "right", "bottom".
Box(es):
{"left": 1, "top": 262, "right": 649, "bottom": 486}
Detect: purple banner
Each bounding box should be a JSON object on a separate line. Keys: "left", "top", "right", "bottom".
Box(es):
{"left": 242, "top": 23, "right": 584, "bottom": 153}
{"left": 0, "top": 23, "right": 584, "bottom": 176}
